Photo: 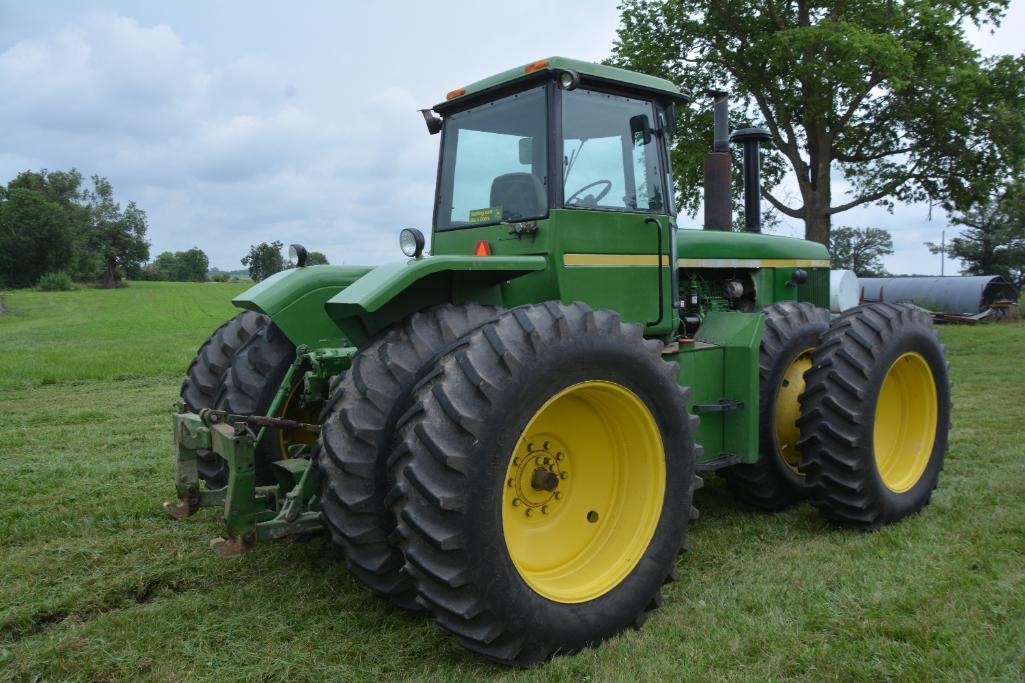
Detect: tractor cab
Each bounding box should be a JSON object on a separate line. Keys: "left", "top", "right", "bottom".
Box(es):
{"left": 425, "top": 57, "right": 687, "bottom": 336}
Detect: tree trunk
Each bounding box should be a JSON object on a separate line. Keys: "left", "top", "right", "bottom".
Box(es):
{"left": 803, "top": 144, "right": 833, "bottom": 246}
{"left": 804, "top": 209, "right": 831, "bottom": 246}
{"left": 103, "top": 256, "right": 117, "bottom": 289}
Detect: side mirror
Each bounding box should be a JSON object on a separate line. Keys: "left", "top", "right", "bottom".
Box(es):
{"left": 420, "top": 109, "right": 442, "bottom": 135}
{"left": 630, "top": 114, "right": 653, "bottom": 146}
{"left": 518, "top": 137, "right": 532, "bottom": 165}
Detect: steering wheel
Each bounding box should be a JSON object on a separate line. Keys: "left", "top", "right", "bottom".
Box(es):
{"left": 567, "top": 179, "right": 613, "bottom": 206}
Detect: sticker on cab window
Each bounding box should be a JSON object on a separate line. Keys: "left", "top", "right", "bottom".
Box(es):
{"left": 468, "top": 206, "right": 502, "bottom": 224}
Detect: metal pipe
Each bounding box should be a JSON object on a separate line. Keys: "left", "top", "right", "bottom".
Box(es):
{"left": 703, "top": 90, "right": 732, "bottom": 231}
{"left": 730, "top": 127, "right": 772, "bottom": 232}
{"left": 711, "top": 91, "right": 729, "bottom": 152}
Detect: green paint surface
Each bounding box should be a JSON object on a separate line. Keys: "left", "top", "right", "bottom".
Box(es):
{"left": 232, "top": 265, "right": 373, "bottom": 348}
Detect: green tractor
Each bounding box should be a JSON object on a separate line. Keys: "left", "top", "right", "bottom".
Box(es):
{"left": 167, "top": 57, "right": 951, "bottom": 666}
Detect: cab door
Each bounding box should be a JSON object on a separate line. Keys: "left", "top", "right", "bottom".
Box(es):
{"left": 552, "top": 87, "right": 675, "bottom": 336}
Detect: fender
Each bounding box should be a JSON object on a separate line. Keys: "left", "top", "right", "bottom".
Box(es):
{"left": 232, "top": 264, "right": 374, "bottom": 348}
{"left": 325, "top": 255, "right": 548, "bottom": 345}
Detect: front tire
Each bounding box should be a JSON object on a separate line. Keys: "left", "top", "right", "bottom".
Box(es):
{"left": 390, "top": 303, "right": 697, "bottom": 666}
{"left": 797, "top": 303, "right": 951, "bottom": 529}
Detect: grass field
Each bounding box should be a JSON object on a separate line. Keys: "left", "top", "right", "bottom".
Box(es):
{"left": 1, "top": 281, "right": 1023, "bottom": 681}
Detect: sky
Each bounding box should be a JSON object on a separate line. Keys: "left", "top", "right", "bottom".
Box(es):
{"left": 1, "top": 0, "right": 1023, "bottom": 273}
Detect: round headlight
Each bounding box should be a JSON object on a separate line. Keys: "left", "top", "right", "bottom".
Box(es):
{"left": 558, "top": 69, "right": 580, "bottom": 91}
{"left": 399, "top": 228, "right": 425, "bottom": 258}
{"left": 289, "top": 243, "right": 308, "bottom": 267}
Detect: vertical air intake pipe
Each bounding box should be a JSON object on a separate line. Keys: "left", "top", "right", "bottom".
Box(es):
{"left": 729, "top": 127, "right": 772, "bottom": 233}
{"left": 703, "top": 91, "right": 732, "bottom": 231}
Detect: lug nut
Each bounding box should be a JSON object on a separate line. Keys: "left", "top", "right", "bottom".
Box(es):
{"left": 542, "top": 456, "right": 551, "bottom": 465}
{"left": 507, "top": 478, "right": 514, "bottom": 488}
{"left": 527, "top": 443, "right": 536, "bottom": 452}
{"left": 560, "top": 472, "right": 568, "bottom": 480}
{"left": 556, "top": 452, "right": 564, "bottom": 461}
{"left": 512, "top": 498, "right": 521, "bottom": 507}
{"left": 525, "top": 508, "right": 533, "bottom": 517}
{"left": 513, "top": 457, "right": 521, "bottom": 466}
{"left": 554, "top": 491, "right": 562, "bottom": 500}
{"left": 541, "top": 505, "right": 549, "bottom": 514}
{"left": 543, "top": 441, "right": 551, "bottom": 450}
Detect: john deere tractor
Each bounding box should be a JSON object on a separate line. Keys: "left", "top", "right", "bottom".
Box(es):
{"left": 167, "top": 57, "right": 951, "bottom": 666}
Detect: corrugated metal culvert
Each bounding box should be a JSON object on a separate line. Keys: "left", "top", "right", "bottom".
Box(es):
{"left": 859, "top": 275, "right": 1018, "bottom": 315}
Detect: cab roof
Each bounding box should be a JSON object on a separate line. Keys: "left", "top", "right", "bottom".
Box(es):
{"left": 434, "top": 56, "right": 688, "bottom": 112}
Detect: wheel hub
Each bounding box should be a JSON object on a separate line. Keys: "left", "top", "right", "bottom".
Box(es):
{"left": 508, "top": 439, "right": 568, "bottom": 515}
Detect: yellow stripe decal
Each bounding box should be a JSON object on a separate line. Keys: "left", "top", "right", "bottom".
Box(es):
{"left": 563, "top": 254, "right": 671, "bottom": 267}
{"left": 675, "top": 258, "right": 831, "bottom": 268}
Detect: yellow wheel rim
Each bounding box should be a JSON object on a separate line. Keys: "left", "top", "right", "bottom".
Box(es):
{"left": 873, "top": 352, "right": 938, "bottom": 493}
{"left": 773, "top": 348, "right": 813, "bottom": 474}
{"left": 277, "top": 378, "right": 318, "bottom": 459}
{"left": 501, "top": 381, "right": 665, "bottom": 604}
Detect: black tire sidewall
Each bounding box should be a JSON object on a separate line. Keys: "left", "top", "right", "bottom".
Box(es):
{"left": 460, "top": 339, "right": 692, "bottom": 650}
{"left": 863, "top": 324, "right": 950, "bottom": 523}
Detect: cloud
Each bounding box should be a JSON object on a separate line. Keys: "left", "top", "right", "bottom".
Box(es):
{"left": 0, "top": 11, "right": 434, "bottom": 269}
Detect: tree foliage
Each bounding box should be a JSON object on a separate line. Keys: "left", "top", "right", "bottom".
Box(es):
{"left": 828, "top": 226, "right": 894, "bottom": 276}
{"left": 306, "top": 251, "right": 329, "bottom": 266}
{"left": 927, "top": 180, "right": 1025, "bottom": 288}
{"left": 0, "top": 188, "right": 74, "bottom": 288}
{"left": 148, "top": 248, "right": 210, "bottom": 282}
{"left": 611, "top": 1, "right": 1025, "bottom": 244}
{"left": 84, "top": 176, "right": 150, "bottom": 288}
{"left": 242, "top": 241, "right": 286, "bottom": 282}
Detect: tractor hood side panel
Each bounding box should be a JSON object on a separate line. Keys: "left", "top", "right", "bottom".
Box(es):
{"left": 232, "top": 264, "right": 374, "bottom": 348}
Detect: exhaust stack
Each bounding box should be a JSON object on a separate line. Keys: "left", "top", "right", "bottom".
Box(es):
{"left": 730, "top": 127, "right": 772, "bottom": 233}
{"left": 703, "top": 91, "right": 732, "bottom": 231}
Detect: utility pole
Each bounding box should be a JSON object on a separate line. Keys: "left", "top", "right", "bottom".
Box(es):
{"left": 940, "top": 228, "right": 945, "bottom": 276}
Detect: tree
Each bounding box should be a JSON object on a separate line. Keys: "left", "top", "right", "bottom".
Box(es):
{"left": 152, "top": 251, "right": 179, "bottom": 280}
{"left": 927, "top": 180, "right": 1025, "bottom": 288}
{"left": 150, "top": 248, "right": 210, "bottom": 281}
{"left": 828, "top": 226, "right": 894, "bottom": 276}
{"left": 81, "top": 176, "right": 150, "bottom": 288}
{"left": 306, "top": 251, "right": 329, "bottom": 266}
{"left": 242, "top": 241, "right": 286, "bottom": 282}
{"left": 611, "top": 1, "right": 1025, "bottom": 245}
{"left": 175, "top": 248, "right": 210, "bottom": 282}
{"left": 0, "top": 188, "right": 73, "bottom": 288}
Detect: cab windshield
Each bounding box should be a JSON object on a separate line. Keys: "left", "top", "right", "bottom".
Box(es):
{"left": 435, "top": 86, "right": 548, "bottom": 230}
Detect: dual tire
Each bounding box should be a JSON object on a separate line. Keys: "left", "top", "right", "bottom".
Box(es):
{"left": 724, "top": 301, "right": 950, "bottom": 529}
{"left": 318, "top": 302, "right": 697, "bottom": 666}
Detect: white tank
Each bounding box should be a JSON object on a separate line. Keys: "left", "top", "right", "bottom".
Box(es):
{"left": 829, "top": 270, "right": 860, "bottom": 313}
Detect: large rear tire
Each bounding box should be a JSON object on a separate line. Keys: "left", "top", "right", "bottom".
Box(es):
{"left": 318, "top": 303, "right": 500, "bottom": 611}
{"left": 721, "top": 301, "right": 829, "bottom": 510}
{"left": 797, "top": 303, "right": 951, "bottom": 529}
{"left": 389, "top": 302, "right": 697, "bottom": 666}
{"left": 180, "top": 311, "right": 269, "bottom": 488}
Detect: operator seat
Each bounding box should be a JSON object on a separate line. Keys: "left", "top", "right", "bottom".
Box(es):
{"left": 490, "top": 172, "right": 545, "bottom": 221}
